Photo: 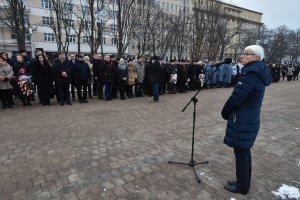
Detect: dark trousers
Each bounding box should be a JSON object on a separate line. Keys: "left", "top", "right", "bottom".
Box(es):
{"left": 152, "top": 82, "right": 159, "bottom": 101}
{"left": 135, "top": 83, "right": 143, "bottom": 97}
{"left": 105, "top": 81, "right": 112, "bottom": 100}
{"left": 118, "top": 80, "right": 127, "bottom": 99}
{"left": 96, "top": 79, "right": 104, "bottom": 99}
{"left": 126, "top": 85, "right": 134, "bottom": 97}
{"left": 92, "top": 78, "right": 97, "bottom": 95}
{"left": 0, "top": 89, "right": 13, "bottom": 106}
{"left": 58, "top": 84, "right": 70, "bottom": 103}
{"left": 234, "top": 147, "right": 251, "bottom": 192}
{"left": 76, "top": 80, "right": 88, "bottom": 101}
{"left": 112, "top": 80, "right": 118, "bottom": 98}
{"left": 87, "top": 83, "right": 92, "bottom": 97}
{"left": 71, "top": 81, "right": 76, "bottom": 100}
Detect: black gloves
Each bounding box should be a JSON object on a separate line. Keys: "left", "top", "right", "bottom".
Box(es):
{"left": 221, "top": 100, "right": 233, "bottom": 120}
{"left": 221, "top": 106, "right": 230, "bottom": 120}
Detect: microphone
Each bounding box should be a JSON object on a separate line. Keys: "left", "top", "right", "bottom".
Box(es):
{"left": 214, "top": 58, "right": 232, "bottom": 67}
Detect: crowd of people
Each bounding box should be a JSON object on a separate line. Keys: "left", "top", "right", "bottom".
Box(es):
{"left": 0, "top": 50, "right": 299, "bottom": 109}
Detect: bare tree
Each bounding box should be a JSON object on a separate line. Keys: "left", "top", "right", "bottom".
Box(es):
{"left": 287, "top": 29, "right": 300, "bottom": 63}
{"left": 0, "top": 0, "right": 26, "bottom": 51}
{"left": 132, "top": 0, "right": 163, "bottom": 57}
{"left": 115, "top": 0, "right": 138, "bottom": 56}
{"left": 47, "top": 0, "right": 74, "bottom": 53}
{"left": 70, "top": 0, "right": 86, "bottom": 55}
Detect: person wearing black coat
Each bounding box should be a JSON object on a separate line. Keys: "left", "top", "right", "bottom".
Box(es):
{"left": 12, "top": 54, "right": 32, "bottom": 106}
{"left": 148, "top": 56, "right": 163, "bottom": 102}
{"left": 221, "top": 45, "right": 272, "bottom": 195}
{"left": 92, "top": 53, "right": 104, "bottom": 99}
{"left": 68, "top": 54, "right": 77, "bottom": 101}
{"left": 52, "top": 52, "right": 72, "bottom": 106}
{"left": 33, "top": 54, "right": 53, "bottom": 105}
{"left": 73, "top": 55, "right": 91, "bottom": 103}
{"left": 103, "top": 55, "right": 116, "bottom": 101}
{"left": 110, "top": 55, "right": 119, "bottom": 99}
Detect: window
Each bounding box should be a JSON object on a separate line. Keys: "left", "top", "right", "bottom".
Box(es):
{"left": 166, "top": 3, "right": 169, "bottom": 10}
{"left": 11, "top": 32, "right": 30, "bottom": 41}
{"left": 65, "top": 20, "right": 74, "bottom": 28}
{"left": 83, "top": 36, "right": 90, "bottom": 43}
{"left": 112, "top": 38, "right": 117, "bottom": 45}
{"left": 64, "top": 3, "right": 73, "bottom": 12}
{"left": 132, "top": 44, "right": 135, "bottom": 49}
{"left": 42, "top": 16, "right": 53, "bottom": 25}
{"left": 162, "top": 2, "right": 165, "bottom": 8}
{"left": 110, "top": 24, "right": 116, "bottom": 33}
{"left": 24, "top": 15, "right": 29, "bottom": 25}
{"left": 82, "top": 6, "right": 90, "bottom": 15}
{"left": 102, "top": 37, "right": 106, "bottom": 44}
{"left": 84, "top": 21, "right": 91, "bottom": 29}
{"left": 44, "top": 33, "right": 54, "bottom": 42}
{"left": 171, "top": 4, "right": 173, "bottom": 10}
{"left": 41, "top": 0, "right": 50, "bottom": 8}
{"left": 68, "top": 35, "right": 76, "bottom": 43}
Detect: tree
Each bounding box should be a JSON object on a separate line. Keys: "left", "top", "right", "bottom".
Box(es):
{"left": 47, "top": 0, "right": 74, "bottom": 53}
{"left": 115, "top": 0, "right": 138, "bottom": 56}
{"left": 0, "top": 0, "right": 26, "bottom": 51}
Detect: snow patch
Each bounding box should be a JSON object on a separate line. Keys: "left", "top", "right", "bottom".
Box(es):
{"left": 272, "top": 184, "right": 300, "bottom": 199}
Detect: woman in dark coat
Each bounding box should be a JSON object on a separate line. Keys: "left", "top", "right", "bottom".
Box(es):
{"left": 12, "top": 54, "right": 32, "bottom": 106}
{"left": 221, "top": 45, "right": 272, "bottom": 195}
{"left": 34, "top": 54, "right": 53, "bottom": 105}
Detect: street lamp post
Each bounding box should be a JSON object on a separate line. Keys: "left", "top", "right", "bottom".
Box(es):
{"left": 28, "top": 23, "right": 35, "bottom": 59}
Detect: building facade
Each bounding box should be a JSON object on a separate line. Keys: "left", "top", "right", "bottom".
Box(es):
{"left": 0, "top": 0, "right": 262, "bottom": 60}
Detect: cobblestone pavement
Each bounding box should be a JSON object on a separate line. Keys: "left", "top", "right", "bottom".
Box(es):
{"left": 0, "top": 81, "right": 299, "bottom": 200}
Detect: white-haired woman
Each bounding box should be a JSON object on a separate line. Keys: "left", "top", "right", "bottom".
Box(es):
{"left": 84, "top": 56, "right": 93, "bottom": 98}
{"left": 221, "top": 45, "right": 272, "bottom": 195}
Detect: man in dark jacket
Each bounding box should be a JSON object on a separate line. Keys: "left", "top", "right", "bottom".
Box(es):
{"left": 148, "top": 56, "right": 163, "bottom": 102}
{"left": 73, "top": 55, "right": 91, "bottom": 103}
{"left": 103, "top": 55, "right": 115, "bottom": 101}
{"left": 92, "top": 53, "right": 104, "bottom": 99}
{"left": 69, "top": 54, "right": 77, "bottom": 101}
{"left": 221, "top": 45, "right": 272, "bottom": 195}
{"left": 52, "top": 51, "right": 72, "bottom": 106}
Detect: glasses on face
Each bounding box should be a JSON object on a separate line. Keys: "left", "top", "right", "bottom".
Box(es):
{"left": 242, "top": 52, "right": 256, "bottom": 56}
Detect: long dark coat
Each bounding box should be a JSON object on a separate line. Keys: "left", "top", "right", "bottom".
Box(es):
{"left": 34, "top": 61, "right": 53, "bottom": 101}
{"left": 221, "top": 61, "right": 272, "bottom": 149}
{"left": 148, "top": 61, "right": 163, "bottom": 84}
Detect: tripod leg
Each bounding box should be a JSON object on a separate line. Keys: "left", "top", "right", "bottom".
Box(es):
{"left": 195, "top": 161, "right": 209, "bottom": 166}
{"left": 191, "top": 166, "right": 201, "bottom": 183}
{"left": 168, "top": 161, "right": 190, "bottom": 166}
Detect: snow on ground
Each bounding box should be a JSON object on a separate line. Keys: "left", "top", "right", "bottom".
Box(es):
{"left": 272, "top": 184, "right": 300, "bottom": 199}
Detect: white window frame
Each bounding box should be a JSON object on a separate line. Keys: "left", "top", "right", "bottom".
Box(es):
{"left": 68, "top": 35, "right": 76, "bottom": 43}
{"left": 41, "top": 0, "right": 50, "bottom": 9}
{"left": 44, "top": 33, "right": 54, "bottom": 42}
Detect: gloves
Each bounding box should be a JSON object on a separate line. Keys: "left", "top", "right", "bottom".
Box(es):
{"left": 221, "top": 101, "right": 233, "bottom": 120}
{"left": 221, "top": 107, "right": 230, "bottom": 120}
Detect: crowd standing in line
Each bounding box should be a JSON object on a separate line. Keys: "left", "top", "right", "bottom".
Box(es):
{"left": 0, "top": 50, "right": 299, "bottom": 110}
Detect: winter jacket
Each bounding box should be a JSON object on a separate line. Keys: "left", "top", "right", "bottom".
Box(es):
{"left": 73, "top": 60, "right": 91, "bottom": 81}
{"left": 0, "top": 63, "right": 14, "bottom": 90}
{"left": 222, "top": 61, "right": 272, "bottom": 149}
{"left": 52, "top": 59, "right": 72, "bottom": 85}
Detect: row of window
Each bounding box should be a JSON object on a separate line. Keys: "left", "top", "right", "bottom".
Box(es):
{"left": 157, "top": 1, "right": 190, "bottom": 13}
{"left": 43, "top": 33, "right": 117, "bottom": 45}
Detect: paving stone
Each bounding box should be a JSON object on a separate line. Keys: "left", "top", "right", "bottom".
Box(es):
{"left": 0, "top": 82, "right": 299, "bottom": 199}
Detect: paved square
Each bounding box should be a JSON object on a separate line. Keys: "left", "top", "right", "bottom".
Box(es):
{"left": 0, "top": 81, "right": 299, "bottom": 200}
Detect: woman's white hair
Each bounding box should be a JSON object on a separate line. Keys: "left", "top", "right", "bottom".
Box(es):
{"left": 244, "top": 45, "right": 265, "bottom": 61}
{"left": 83, "top": 56, "right": 90, "bottom": 61}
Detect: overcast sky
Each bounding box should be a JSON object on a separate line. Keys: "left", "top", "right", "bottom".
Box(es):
{"left": 223, "top": 0, "right": 300, "bottom": 30}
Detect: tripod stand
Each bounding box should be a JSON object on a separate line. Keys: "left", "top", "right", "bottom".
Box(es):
{"left": 168, "top": 62, "right": 224, "bottom": 183}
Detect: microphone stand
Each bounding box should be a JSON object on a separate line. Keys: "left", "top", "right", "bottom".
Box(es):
{"left": 168, "top": 64, "right": 220, "bottom": 183}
